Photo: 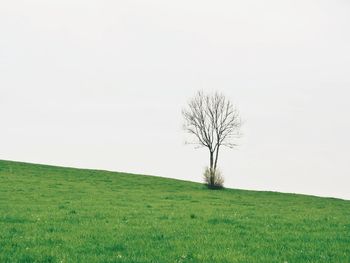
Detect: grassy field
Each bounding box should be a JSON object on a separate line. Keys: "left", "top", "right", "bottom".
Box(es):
{"left": 0, "top": 160, "right": 349, "bottom": 263}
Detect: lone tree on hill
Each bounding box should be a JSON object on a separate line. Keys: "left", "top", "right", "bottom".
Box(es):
{"left": 182, "top": 91, "right": 242, "bottom": 189}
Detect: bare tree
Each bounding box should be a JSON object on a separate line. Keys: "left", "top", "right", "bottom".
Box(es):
{"left": 182, "top": 91, "right": 242, "bottom": 188}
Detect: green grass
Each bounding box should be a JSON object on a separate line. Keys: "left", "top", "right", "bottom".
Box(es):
{"left": 0, "top": 160, "right": 349, "bottom": 263}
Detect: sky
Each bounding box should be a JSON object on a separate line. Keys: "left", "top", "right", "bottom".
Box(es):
{"left": 1, "top": 0, "right": 350, "bottom": 200}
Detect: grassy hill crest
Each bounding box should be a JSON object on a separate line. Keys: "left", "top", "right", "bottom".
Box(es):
{"left": 0, "top": 159, "right": 349, "bottom": 262}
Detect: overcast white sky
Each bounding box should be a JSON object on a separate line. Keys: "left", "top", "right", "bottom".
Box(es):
{"left": 1, "top": 0, "right": 350, "bottom": 200}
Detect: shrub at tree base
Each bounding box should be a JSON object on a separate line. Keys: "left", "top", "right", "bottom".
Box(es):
{"left": 203, "top": 167, "right": 224, "bottom": 189}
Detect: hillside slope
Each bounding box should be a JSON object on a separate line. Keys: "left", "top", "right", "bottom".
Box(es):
{"left": 0, "top": 160, "right": 349, "bottom": 262}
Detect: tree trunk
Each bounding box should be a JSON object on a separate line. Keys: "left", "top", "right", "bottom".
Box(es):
{"left": 209, "top": 151, "right": 214, "bottom": 185}
{"left": 214, "top": 146, "right": 220, "bottom": 171}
